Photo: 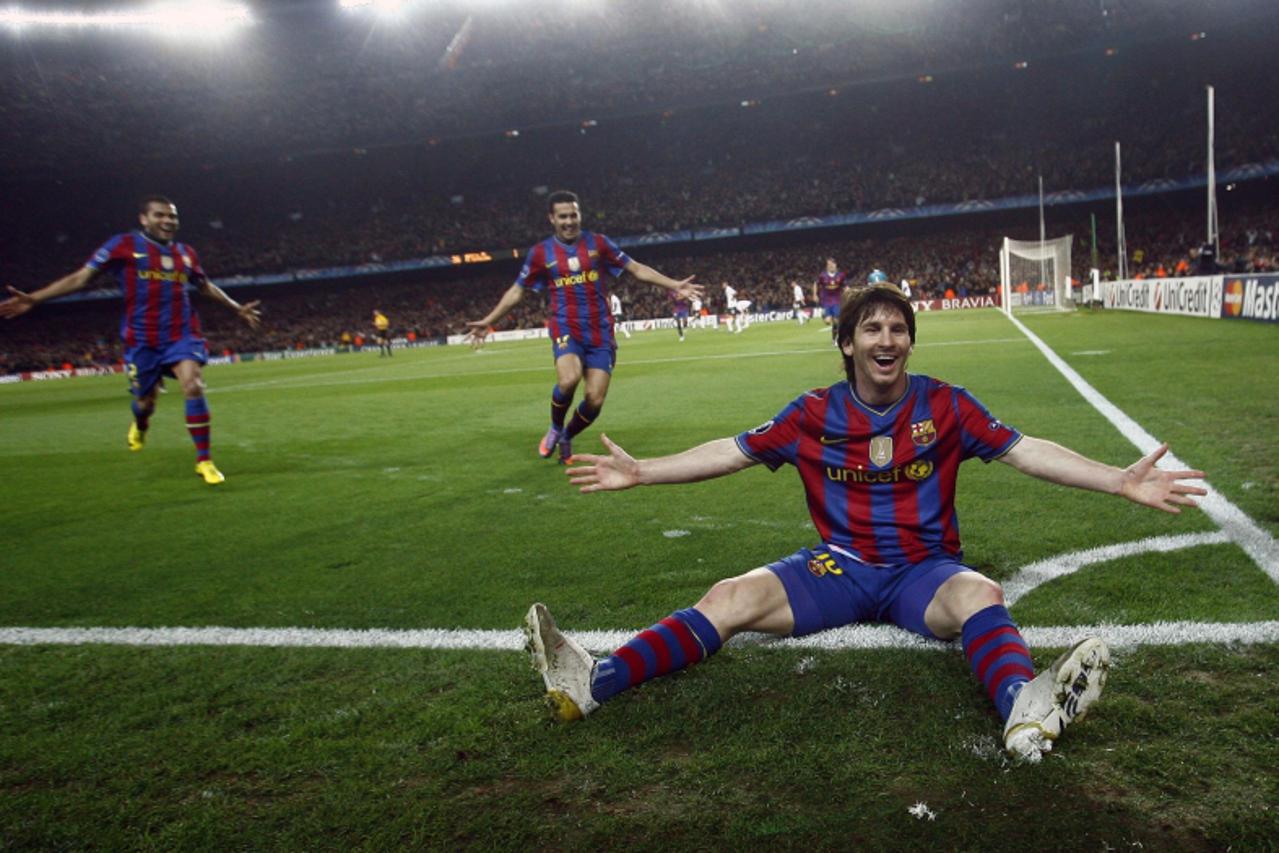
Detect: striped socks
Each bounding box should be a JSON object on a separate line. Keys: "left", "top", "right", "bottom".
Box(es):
{"left": 961, "top": 604, "right": 1035, "bottom": 721}
{"left": 564, "top": 401, "right": 601, "bottom": 440}
{"left": 550, "top": 385, "right": 572, "bottom": 430}
{"left": 185, "top": 397, "right": 211, "bottom": 462}
{"left": 590, "top": 608, "right": 723, "bottom": 703}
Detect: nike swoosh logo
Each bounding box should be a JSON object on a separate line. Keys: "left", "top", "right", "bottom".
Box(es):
{"left": 818, "top": 435, "right": 851, "bottom": 445}
{"left": 133, "top": 253, "right": 148, "bottom": 259}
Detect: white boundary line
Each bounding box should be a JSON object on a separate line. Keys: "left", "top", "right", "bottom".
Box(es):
{"left": 1002, "top": 531, "right": 1231, "bottom": 605}
{"left": 6, "top": 528, "right": 1261, "bottom": 652}
{"left": 1006, "top": 313, "right": 1279, "bottom": 582}
{"left": 2, "top": 620, "right": 1276, "bottom": 653}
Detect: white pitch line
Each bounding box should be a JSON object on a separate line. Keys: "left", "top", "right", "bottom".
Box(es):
{"left": 1006, "top": 313, "right": 1279, "bottom": 582}
{"left": 2, "top": 620, "right": 1276, "bottom": 653}
{"left": 1002, "top": 531, "right": 1232, "bottom": 605}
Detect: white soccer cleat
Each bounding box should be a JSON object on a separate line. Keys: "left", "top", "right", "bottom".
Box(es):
{"left": 1003, "top": 637, "right": 1110, "bottom": 762}
{"left": 523, "top": 602, "right": 600, "bottom": 721}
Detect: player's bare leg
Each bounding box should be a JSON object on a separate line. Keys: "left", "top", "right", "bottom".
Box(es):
{"left": 559, "top": 367, "right": 610, "bottom": 464}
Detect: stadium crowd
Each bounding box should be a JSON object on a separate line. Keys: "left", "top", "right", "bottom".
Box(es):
{"left": 2, "top": 0, "right": 1276, "bottom": 374}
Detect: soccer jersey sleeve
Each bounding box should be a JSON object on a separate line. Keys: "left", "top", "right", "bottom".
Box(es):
{"left": 953, "top": 387, "right": 1022, "bottom": 462}
{"left": 594, "top": 234, "right": 632, "bottom": 278}
{"left": 514, "top": 243, "right": 548, "bottom": 293}
{"left": 85, "top": 234, "right": 130, "bottom": 272}
{"left": 734, "top": 393, "right": 808, "bottom": 471}
{"left": 183, "top": 245, "right": 208, "bottom": 284}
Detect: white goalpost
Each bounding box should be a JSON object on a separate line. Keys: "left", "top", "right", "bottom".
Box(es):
{"left": 1000, "top": 234, "right": 1073, "bottom": 315}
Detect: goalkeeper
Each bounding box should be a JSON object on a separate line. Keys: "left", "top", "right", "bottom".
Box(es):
{"left": 526, "top": 283, "right": 1207, "bottom": 762}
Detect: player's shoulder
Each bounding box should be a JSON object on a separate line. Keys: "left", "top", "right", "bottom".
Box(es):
{"left": 797, "top": 383, "right": 840, "bottom": 406}
{"left": 88, "top": 232, "right": 135, "bottom": 264}
{"left": 912, "top": 373, "right": 955, "bottom": 394}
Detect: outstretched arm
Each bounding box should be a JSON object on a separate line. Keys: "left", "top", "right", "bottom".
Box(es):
{"left": 465, "top": 283, "right": 524, "bottom": 342}
{"left": 0, "top": 267, "right": 97, "bottom": 319}
{"left": 198, "top": 279, "right": 261, "bottom": 329}
{"left": 566, "top": 433, "right": 757, "bottom": 493}
{"left": 624, "top": 259, "right": 704, "bottom": 302}
{"left": 1000, "top": 436, "right": 1206, "bottom": 514}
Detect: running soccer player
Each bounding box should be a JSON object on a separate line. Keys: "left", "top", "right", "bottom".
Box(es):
{"left": 0, "top": 195, "right": 261, "bottom": 485}
{"left": 609, "top": 292, "right": 631, "bottom": 340}
{"left": 527, "top": 284, "right": 1207, "bottom": 762}
{"left": 670, "top": 290, "right": 690, "bottom": 341}
{"left": 372, "top": 309, "right": 392, "bottom": 356}
{"left": 465, "top": 191, "right": 701, "bottom": 463}
{"left": 814, "top": 257, "right": 847, "bottom": 340}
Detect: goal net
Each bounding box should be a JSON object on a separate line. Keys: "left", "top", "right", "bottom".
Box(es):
{"left": 999, "top": 235, "right": 1073, "bottom": 315}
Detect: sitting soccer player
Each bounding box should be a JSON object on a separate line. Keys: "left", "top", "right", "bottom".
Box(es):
{"left": 527, "top": 284, "right": 1206, "bottom": 761}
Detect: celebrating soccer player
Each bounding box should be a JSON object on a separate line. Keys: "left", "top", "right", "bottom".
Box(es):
{"left": 813, "top": 257, "right": 848, "bottom": 340}
{"left": 527, "top": 283, "right": 1207, "bottom": 762}
{"left": 0, "top": 195, "right": 261, "bottom": 485}
{"left": 465, "top": 191, "right": 702, "bottom": 464}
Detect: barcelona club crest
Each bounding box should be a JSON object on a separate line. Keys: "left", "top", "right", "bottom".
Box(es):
{"left": 567, "top": 255, "right": 581, "bottom": 273}
{"left": 869, "top": 435, "right": 893, "bottom": 467}
{"left": 910, "top": 419, "right": 937, "bottom": 447}
{"left": 160, "top": 254, "right": 174, "bottom": 270}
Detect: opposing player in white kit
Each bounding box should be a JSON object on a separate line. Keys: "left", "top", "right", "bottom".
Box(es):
{"left": 609, "top": 292, "right": 631, "bottom": 339}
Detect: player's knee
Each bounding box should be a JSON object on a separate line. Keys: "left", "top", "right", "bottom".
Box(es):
{"left": 950, "top": 573, "right": 1005, "bottom": 616}
{"left": 696, "top": 575, "right": 767, "bottom": 632}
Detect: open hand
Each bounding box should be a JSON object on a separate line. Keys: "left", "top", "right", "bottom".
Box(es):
{"left": 0, "top": 286, "right": 36, "bottom": 320}
{"left": 238, "top": 300, "right": 262, "bottom": 330}
{"left": 566, "top": 433, "right": 641, "bottom": 493}
{"left": 1119, "top": 443, "right": 1207, "bottom": 513}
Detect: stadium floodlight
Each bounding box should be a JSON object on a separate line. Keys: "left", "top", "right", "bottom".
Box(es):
{"left": 0, "top": 2, "right": 252, "bottom": 31}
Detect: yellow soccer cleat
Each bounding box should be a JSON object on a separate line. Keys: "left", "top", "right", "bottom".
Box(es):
{"left": 194, "top": 459, "right": 226, "bottom": 485}
{"left": 127, "top": 422, "right": 146, "bottom": 452}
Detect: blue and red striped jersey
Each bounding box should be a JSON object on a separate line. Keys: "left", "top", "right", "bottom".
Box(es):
{"left": 735, "top": 375, "right": 1022, "bottom": 565}
{"left": 86, "top": 231, "right": 208, "bottom": 347}
{"left": 515, "top": 231, "right": 631, "bottom": 346}
{"left": 816, "top": 270, "right": 847, "bottom": 305}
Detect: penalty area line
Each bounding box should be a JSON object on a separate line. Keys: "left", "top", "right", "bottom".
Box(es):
{"left": 2, "top": 620, "right": 1277, "bottom": 653}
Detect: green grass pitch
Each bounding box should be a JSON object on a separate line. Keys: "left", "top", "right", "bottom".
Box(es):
{"left": 1, "top": 308, "right": 1276, "bottom": 849}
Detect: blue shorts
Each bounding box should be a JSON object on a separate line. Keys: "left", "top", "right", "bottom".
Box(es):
{"left": 821, "top": 303, "right": 840, "bottom": 319}
{"left": 768, "top": 547, "right": 970, "bottom": 640}
{"left": 125, "top": 336, "right": 208, "bottom": 398}
{"left": 552, "top": 336, "right": 616, "bottom": 374}
{"left": 674, "top": 308, "right": 689, "bottom": 319}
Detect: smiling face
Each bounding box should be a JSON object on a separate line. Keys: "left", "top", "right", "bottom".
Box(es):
{"left": 842, "top": 304, "right": 912, "bottom": 403}
{"left": 548, "top": 201, "right": 581, "bottom": 243}
{"left": 837, "top": 286, "right": 916, "bottom": 405}
{"left": 139, "top": 201, "right": 179, "bottom": 243}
